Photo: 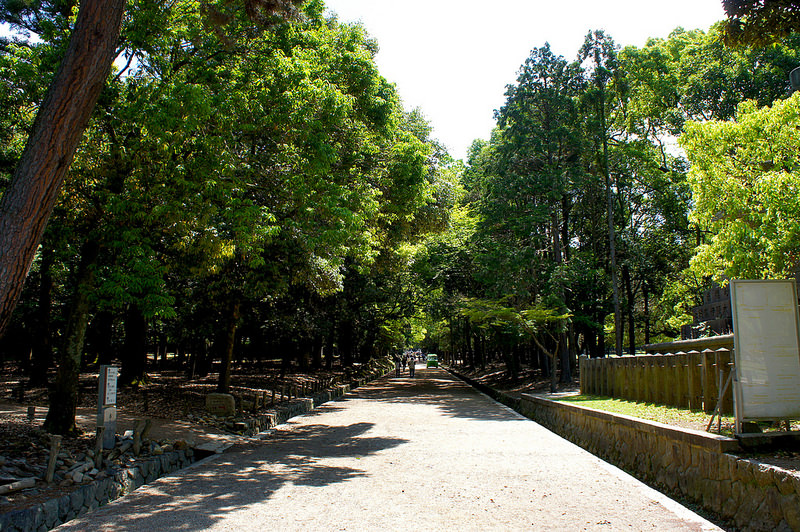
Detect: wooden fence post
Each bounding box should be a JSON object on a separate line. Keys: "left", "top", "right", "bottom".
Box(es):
{"left": 675, "top": 353, "right": 689, "bottom": 408}
{"left": 661, "top": 355, "right": 673, "bottom": 406}
{"left": 579, "top": 356, "right": 587, "bottom": 394}
{"left": 600, "top": 359, "right": 607, "bottom": 396}
{"left": 609, "top": 357, "right": 622, "bottom": 399}
{"left": 636, "top": 355, "right": 648, "bottom": 403}
{"left": 687, "top": 350, "right": 703, "bottom": 410}
{"left": 654, "top": 355, "right": 669, "bottom": 405}
{"left": 702, "top": 349, "right": 718, "bottom": 414}
{"left": 716, "top": 348, "right": 734, "bottom": 415}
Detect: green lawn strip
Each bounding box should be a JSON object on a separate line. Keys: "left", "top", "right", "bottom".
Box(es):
{"left": 553, "top": 394, "right": 735, "bottom": 434}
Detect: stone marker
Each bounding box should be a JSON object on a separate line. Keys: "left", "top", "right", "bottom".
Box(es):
{"left": 97, "top": 365, "right": 119, "bottom": 449}
{"left": 205, "top": 393, "right": 236, "bottom": 417}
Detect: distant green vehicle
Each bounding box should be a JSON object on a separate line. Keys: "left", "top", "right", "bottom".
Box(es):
{"left": 426, "top": 354, "right": 439, "bottom": 368}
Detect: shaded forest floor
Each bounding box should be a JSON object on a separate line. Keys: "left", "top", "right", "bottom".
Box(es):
{"left": 0, "top": 359, "right": 361, "bottom": 514}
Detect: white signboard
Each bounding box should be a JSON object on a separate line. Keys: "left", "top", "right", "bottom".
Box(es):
{"left": 100, "top": 366, "right": 119, "bottom": 406}
{"left": 731, "top": 279, "right": 800, "bottom": 425}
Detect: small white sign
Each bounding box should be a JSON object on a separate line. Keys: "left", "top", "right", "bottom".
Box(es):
{"left": 103, "top": 366, "right": 119, "bottom": 406}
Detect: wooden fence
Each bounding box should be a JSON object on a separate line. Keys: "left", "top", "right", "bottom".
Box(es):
{"left": 579, "top": 348, "right": 735, "bottom": 414}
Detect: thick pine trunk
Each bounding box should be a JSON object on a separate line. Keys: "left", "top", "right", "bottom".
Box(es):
{"left": 552, "top": 207, "right": 572, "bottom": 383}
{"left": 643, "top": 284, "right": 651, "bottom": 346}
{"left": 29, "top": 247, "right": 54, "bottom": 387}
{"left": 0, "top": 0, "right": 125, "bottom": 339}
{"left": 43, "top": 238, "right": 101, "bottom": 435}
{"left": 623, "top": 264, "right": 636, "bottom": 355}
{"left": 217, "top": 300, "right": 240, "bottom": 393}
{"left": 120, "top": 304, "right": 148, "bottom": 385}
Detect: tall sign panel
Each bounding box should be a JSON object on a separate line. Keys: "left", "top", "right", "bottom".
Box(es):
{"left": 731, "top": 279, "right": 800, "bottom": 432}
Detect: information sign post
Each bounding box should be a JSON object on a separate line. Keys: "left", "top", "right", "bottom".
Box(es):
{"left": 731, "top": 279, "right": 800, "bottom": 433}
{"left": 97, "top": 366, "right": 119, "bottom": 449}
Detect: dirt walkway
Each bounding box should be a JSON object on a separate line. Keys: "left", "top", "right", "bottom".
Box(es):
{"left": 53, "top": 366, "right": 721, "bottom": 531}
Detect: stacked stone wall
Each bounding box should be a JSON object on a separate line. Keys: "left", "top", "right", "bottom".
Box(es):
{"left": 0, "top": 448, "right": 194, "bottom": 532}
{"left": 519, "top": 394, "right": 800, "bottom": 531}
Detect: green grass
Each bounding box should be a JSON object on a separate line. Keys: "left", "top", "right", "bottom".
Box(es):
{"left": 554, "top": 394, "right": 735, "bottom": 434}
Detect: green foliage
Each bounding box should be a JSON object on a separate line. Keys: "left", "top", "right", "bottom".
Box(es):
{"left": 721, "top": 0, "right": 800, "bottom": 47}
{"left": 682, "top": 93, "right": 800, "bottom": 280}
{"left": 460, "top": 297, "right": 569, "bottom": 335}
{"left": 8, "top": 0, "right": 800, "bottom": 390}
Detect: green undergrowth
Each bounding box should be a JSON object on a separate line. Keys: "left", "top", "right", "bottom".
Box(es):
{"left": 554, "top": 394, "right": 735, "bottom": 435}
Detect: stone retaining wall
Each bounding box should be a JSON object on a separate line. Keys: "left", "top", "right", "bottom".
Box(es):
{"left": 236, "top": 384, "right": 354, "bottom": 436}
{"left": 519, "top": 394, "right": 800, "bottom": 532}
{"left": 235, "top": 364, "right": 392, "bottom": 436}
{"left": 0, "top": 448, "right": 195, "bottom": 532}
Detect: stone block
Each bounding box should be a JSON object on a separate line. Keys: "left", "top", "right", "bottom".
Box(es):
{"left": 702, "top": 450, "right": 719, "bottom": 479}
{"left": 784, "top": 496, "right": 800, "bottom": 530}
{"left": 678, "top": 468, "right": 691, "bottom": 494}
{"left": 736, "top": 459, "right": 755, "bottom": 485}
{"left": 764, "top": 486, "right": 783, "bottom": 523}
{"left": 776, "top": 470, "right": 795, "bottom": 496}
{"left": 42, "top": 497, "right": 59, "bottom": 528}
{"left": 718, "top": 453, "right": 736, "bottom": 482}
{"left": 205, "top": 393, "right": 236, "bottom": 417}
{"left": 664, "top": 464, "right": 678, "bottom": 491}
{"left": 720, "top": 496, "right": 738, "bottom": 520}
{"left": 754, "top": 463, "right": 776, "bottom": 488}
{"left": 701, "top": 479, "right": 721, "bottom": 512}
{"left": 750, "top": 498, "right": 779, "bottom": 531}
{"left": 733, "top": 491, "right": 760, "bottom": 528}
{"left": 83, "top": 482, "right": 97, "bottom": 504}
{"left": 58, "top": 494, "right": 71, "bottom": 521}
{"left": 69, "top": 487, "right": 84, "bottom": 510}
{"left": 717, "top": 480, "right": 731, "bottom": 509}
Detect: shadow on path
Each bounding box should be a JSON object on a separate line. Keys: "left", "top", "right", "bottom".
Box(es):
{"left": 60, "top": 422, "right": 406, "bottom": 531}
{"left": 347, "top": 367, "right": 521, "bottom": 422}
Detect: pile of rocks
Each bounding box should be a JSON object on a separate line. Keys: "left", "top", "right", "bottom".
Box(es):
{"left": 0, "top": 428, "right": 196, "bottom": 531}
{"left": 0, "top": 425, "right": 194, "bottom": 512}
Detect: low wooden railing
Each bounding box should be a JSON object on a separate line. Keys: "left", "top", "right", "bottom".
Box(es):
{"left": 579, "top": 343, "right": 734, "bottom": 414}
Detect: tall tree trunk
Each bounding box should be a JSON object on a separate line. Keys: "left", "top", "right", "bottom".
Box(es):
{"left": 120, "top": 304, "right": 148, "bottom": 386}
{"left": 0, "top": 0, "right": 125, "bottom": 339}
{"left": 43, "top": 238, "right": 101, "bottom": 435}
{"left": 311, "top": 337, "right": 323, "bottom": 369}
{"left": 596, "top": 318, "right": 606, "bottom": 358}
{"left": 217, "top": 299, "right": 240, "bottom": 393}
{"left": 552, "top": 207, "right": 572, "bottom": 383}
{"left": 643, "top": 284, "right": 651, "bottom": 346}
{"left": 598, "top": 85, "right": 622, "bottom": 358}
{"left": 91, "top": 310, "right": 116, "bottom": 366}
{"left": 623, "top": 264, "right": 635, "bottom": 355}
{"left": 29, "top": 247, "right": 54, "bottom": 387}
{"left": 324, "top": 331, "right": 335, "bottom": 370}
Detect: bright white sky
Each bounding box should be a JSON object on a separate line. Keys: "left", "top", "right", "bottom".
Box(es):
{"left": 323, "top": 0, "right": 727, "bottom": 160}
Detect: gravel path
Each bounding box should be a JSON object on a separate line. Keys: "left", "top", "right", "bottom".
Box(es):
{"left": 54, "top": 366, "right": 721, "bottom": 531}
